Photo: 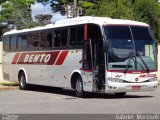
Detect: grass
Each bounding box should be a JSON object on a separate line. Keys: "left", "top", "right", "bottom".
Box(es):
{"left": 0, "top": 81, "right": 18, "bottom": 86}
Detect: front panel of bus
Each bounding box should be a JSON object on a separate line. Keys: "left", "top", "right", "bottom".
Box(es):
{"left": 104, "top": 25, "right": 158, "bottom": 92}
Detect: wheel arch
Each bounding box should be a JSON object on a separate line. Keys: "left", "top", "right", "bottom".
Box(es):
{"left": 18, "top": 68, "right": 28, "bottom": 83}
{"left": 70, "top": 70, "right": 82, "bottom": 89}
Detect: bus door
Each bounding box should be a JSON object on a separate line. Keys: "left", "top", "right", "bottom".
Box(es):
{"left": 82, "top": 24, "right": 105, "bottom": 92}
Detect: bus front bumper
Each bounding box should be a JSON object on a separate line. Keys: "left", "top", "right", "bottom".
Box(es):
{"left": 105, "top": 81, "right": 158, "bottom": 93}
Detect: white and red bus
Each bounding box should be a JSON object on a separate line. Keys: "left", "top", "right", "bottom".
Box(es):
{"left": 2, "top": 16, "right": 158, "bottom": 97}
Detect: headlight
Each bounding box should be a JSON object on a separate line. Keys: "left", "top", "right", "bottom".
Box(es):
{"left": 148, "top": 77, "right": 157, "bottom": 82}
{"left": 107, "top": 77, "right": 124, "bottom": 83}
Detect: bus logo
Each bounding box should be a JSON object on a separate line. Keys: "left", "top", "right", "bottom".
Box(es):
{"left": 139, "top": 74, "right": 156, "bottom": 78}
{"left": 135, "top": 78, "right": 139, "bottom": 82}
{"left": 24, "top": 54, "right": 51, "bottom": 63}
{"left": 12, "top": 51, "right": 69, "bottom": 65}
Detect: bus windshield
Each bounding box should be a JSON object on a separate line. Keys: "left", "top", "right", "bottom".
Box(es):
{"left": 104, "top": 25, "right": 157, "bottom": 71}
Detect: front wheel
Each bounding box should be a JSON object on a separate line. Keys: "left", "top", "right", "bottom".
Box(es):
{"left": 114, "top": 92, "right": 126, "bottom": 97}
{"left": 75, "top": 77, "right": 84, "bottom": 97}
{"left": 19, "top": 72, "right": 28, "bottom": 90}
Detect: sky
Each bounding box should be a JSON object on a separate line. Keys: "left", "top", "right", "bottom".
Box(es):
{"left": 31, "top": 2, "right": 67, "bottom": 22}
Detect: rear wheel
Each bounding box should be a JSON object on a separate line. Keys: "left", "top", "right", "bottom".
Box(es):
{"left": 114, "top": 92, "right": 126, "bottom": 97}
{"left": 75, "top": 77, "right": 84, "bottom": 97}
{"left": 19, "top": 72, "right": 27, "bottom": 90}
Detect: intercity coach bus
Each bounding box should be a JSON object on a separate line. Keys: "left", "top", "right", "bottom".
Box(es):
{"left": 2, "top": 16, "right": 158, "bottom": 97}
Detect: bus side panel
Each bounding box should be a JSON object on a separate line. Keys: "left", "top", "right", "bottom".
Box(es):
{"left": 2, "top": 52, "right": 16, "bottom": 82}
{"left": 15, "top": 64, "right": 43, "bottom": 84}
{"left": 42, "top": 49, "right": 83, "bottom": 88}
{"left": 80, "top": 71, "right": 93, "bottom": 92}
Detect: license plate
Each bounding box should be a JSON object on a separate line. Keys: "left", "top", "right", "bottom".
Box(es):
{"left": 132, "top": 86, "right": 141, "bottom": 90}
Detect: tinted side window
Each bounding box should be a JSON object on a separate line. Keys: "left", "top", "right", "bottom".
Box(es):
{"left": 10, "top": 35, "right": 17, "bottom": 51}
{"left": 54, "top": 30, "right": 61, "bottom": 47}
{"left": 28, "top": 32, "right": 39, "bottom": 49}
{"left": 69, "top": 25, "right": 84, "bottom": 47}
{"left": 3, "top": 36, "right": 10, "bottom": 51}
{"left": 18, "top": 34, "right": 28, "bottom": 50}
{"left": 77, "top": 26, "right": 84, "bottom": 46}
{"left": 69, "top": 28, "right": 77, "bottom": 46}
{"left": 61, "top": 29, "right": 68, "bottom": 47}
{"left": 88, "top": 24, "right": 102, "bottom": 40}
{"left": 40, "top": 30, "right": 53, "bottom": 48}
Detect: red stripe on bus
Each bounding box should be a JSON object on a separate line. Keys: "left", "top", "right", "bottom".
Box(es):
{"left": 17, "top": 51, "right": 60, "bottom": 65}
{"left": 55, "top": 51, "right": 69, "bottom": 65}
{"left": 47, "top": 51, "right": 60, "bottom": 65}
{"left": 12, "top": 53, "right": 21, "bottom": 64}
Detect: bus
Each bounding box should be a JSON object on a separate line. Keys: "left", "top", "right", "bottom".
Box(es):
{"left": 2, "top": 16, "right": 158, "bottom": 97}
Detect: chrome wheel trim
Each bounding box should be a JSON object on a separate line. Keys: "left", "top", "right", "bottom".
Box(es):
{"left": 20, "top": 75, "right": 25, "bottom": 88}
{"left": 75, "top": 78, "right": 83, "bottom": 93}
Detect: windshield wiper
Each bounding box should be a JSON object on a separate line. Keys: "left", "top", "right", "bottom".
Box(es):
{"left": 137, "top": 53, "right": 150, "bottom": 73}
{"left": 123, "top": 50, "right": 134, "bottom": 73}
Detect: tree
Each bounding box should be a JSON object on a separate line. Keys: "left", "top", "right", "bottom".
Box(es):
{"left": 78, "top": 1, "right": 96, "bottom": 16}
{"left": 35, "top": 14, "right": 52, "bottom": 25}
{"left": 0, "top": 0, "right": 159, "bottom": 41}
{"left": 36, "top": 0, "right": 97, "bottom": 15}
{"left": 133, "top": 0, "right": 160, "bottom": 41}
{"left": 0, "top": 0, "right": 8, "bottom": 4}
{"left": 96, "top": 0, "right": 134, "bottom": 19}
{"left": 0, "top": 0, "right": 36, "bottom": 29}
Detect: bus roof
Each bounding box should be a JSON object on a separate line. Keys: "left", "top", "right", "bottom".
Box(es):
{"left": 4, "top": 16, "right": 149, "bottom": 36}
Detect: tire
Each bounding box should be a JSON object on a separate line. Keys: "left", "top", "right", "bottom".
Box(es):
{"left": 75, "top": 77, "right": 84, "bottom": 97}
{"left": 19, "top": 72, "right": 27, "bottom": 90}
{"left": 114, "top": 92, "right": 126, "bottom": 97}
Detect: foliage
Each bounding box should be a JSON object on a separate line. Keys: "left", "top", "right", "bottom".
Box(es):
{"left": 0, "top": 81, "right": 18, "bottom": 86}
{"left": 0, "top": 0, "right": 8, "bottom": 4}
{"left": 78, "top": 1, "right": 96, "bottom": 16}
{"left": 0, "top": 0, "right": 160, "bottom": 42}
{"left": 96, "top": 0, "right": 134, "bottom": 20}
{"left": 95, "top": 0, "right": 160, "bottom": 41}
{"left": 133, "top": 0, "right": 160, "bottom": 42}
{"left": 35, "top": 14, "right": 52, "bottom": 25}
{"left": 0, "top": 0, "right": 36, "bottom": 29}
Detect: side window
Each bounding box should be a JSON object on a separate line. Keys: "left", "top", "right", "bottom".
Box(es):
{"left": 69, "top": 25, "right": 84, "bottom": 47}
{"left": 88, "top": 24, "right": 104, "bottom": 65}
{"left": 3, "top": 36, "right": 10, "bottom": 51}
{"left": 77, "top": 26, "right": 84, "bottom": 46}
{"left": 18, "top": 34, "right": 28, "bottom": 50}
{"left": 40, "top": 30, "right": 53, "bottom": 48}
{"left": 10, "top": 35, "right": 17, "bottom": 51}
{"left": 88, "top": 24, "right": 102, "bottom": 40}
{"left": 83, "top": 24, "right": 103, "bottom": 70}
{"left": 54, "top": 30, "right": 61, "bottom": 47}
{"left": 28, "top": 31, "right": 39, "bottom": 49}
{"left": 69, "top": 28, "right": 77, "bottom": 47}
{"left": 61, "top": 29, "right": 68, "bottom": 47}
{"left": 83, "top": 42, "right": 92, "bottom": 70}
